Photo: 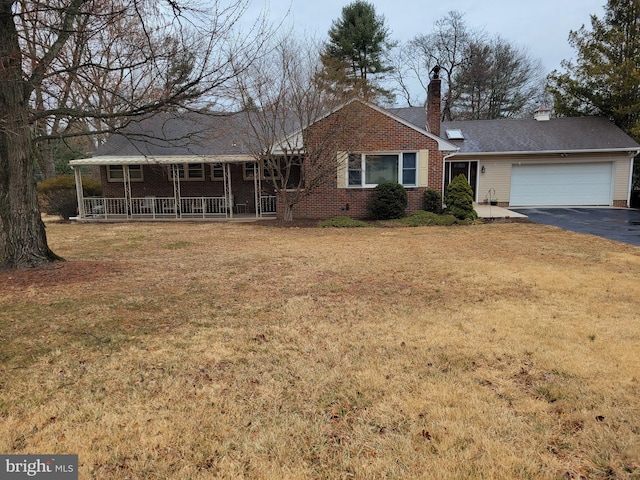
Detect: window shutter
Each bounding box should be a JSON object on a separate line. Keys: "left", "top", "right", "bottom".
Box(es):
{"left": 336, "top": 151, "right": 348, "bottom": 188}
{"left": 418, "top": 150, "right": 429, "bottom": 187}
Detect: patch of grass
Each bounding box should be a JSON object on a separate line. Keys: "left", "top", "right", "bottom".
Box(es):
{"left": 1, "top": 221, "right": 639, "bottom": 479}
{"left": 165, "top": 241, "right": 193, "bottom": 249}
{"left": 318, "top": 216, "right": 372, "bottom": 228}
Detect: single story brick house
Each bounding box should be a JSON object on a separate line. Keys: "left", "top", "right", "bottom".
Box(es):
{"left": 70, "top": 76, "right": 640, "bottom": 220}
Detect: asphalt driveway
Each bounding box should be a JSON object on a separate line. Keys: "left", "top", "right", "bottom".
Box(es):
{"left": 511, "top": 208, "right": 640, "bottom": 246}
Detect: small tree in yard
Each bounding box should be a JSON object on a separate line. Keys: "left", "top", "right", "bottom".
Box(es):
{"left": 367, "top": 182, "right": 408, "bottom": 220}
{"left": 444, "top": 175, "right": 477, "bottom": 220}
{"left": 235, "top": 38, "right": 363, "bottom": 222}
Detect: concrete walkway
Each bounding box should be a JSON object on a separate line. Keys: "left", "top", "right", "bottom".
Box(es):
{"left": 474, "top": 203, "right": 528, "bottom": 219}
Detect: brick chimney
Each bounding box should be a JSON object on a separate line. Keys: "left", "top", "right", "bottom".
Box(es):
{"left": 426, "top": 66, "right": 442, "bottom": 136}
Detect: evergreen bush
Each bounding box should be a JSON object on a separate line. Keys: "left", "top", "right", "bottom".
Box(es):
{"left": 366, "top": 182, "right": 408, "bottom": 220}
{"left": 423, "top": 189, "right": 442, "bottom": 214}
{"left": 37, "top": 176, "right": 102, "bottom": 220}
{"left": 397, "top": 210, "right": 459, "bottom": 226}
{"left": 444, "top": 175, "right": 478, "bottom": 220}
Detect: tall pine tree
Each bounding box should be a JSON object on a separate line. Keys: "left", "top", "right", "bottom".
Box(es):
{"left": 318, "top": 1, "right": 395, "bottom": 103}
{"left": 547, "top": 0, "right": 640, "bottom": 140}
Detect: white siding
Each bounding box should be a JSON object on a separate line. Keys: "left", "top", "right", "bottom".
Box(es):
{"left": 462, "top": 153, "right": 633, "bottom": 205}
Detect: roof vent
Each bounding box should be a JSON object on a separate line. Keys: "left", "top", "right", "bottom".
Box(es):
{"left": 534, "top": 105, "right": 551, "bottom": 121}
{"left": 445, "top": 129, "right": 464, "bottom": 140}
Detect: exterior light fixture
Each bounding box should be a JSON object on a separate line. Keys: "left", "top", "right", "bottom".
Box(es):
{"left": 481, "top": 165, "right": 486, "bottom": 174}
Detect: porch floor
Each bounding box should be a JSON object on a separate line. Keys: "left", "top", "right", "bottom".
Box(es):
{"left": 71, "top": 213, "right": 275, "bottom": 223}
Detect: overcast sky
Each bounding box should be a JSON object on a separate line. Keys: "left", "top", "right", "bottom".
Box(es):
{"left": 249, "top": 0, "right": 605, "bottom": 73}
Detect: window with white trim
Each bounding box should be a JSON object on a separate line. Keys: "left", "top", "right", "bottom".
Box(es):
{"left": 211, "top": 163, "right": 224, "bottom": 180}
{"left": 243, "top": 162, "right": 258, "bottom": 180}
{"left": 347, "top": 152, "right": 417, "bottom": 187}
{"left": 243, "top": 159, "right": 281, "bottom": 180}
{"left": 169, "top": 163, "right": 205, "bottom": 180}
{"left": 107, "top": 165, "right": 143, "bottom": 182}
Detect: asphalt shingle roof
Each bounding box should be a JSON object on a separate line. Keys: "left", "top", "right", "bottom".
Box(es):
{"left": 95, "top": 111, "right": 258, "bottom": 157}
{"left": 390, "top": 106, "right": 639, "bottom": 153}
{"left": 95, "top": 106, "right": 639, "bottom": 159}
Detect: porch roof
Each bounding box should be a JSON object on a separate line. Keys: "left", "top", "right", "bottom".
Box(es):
{"left": 69, "top": 155, "right": 255, "bottom": 166}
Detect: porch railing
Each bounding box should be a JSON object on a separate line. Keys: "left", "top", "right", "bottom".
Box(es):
{"left": 83, "top": 196, "right": 229, "bottom": 219}
{"left": 260, "top": 195, "right": 277, "bottom": 215}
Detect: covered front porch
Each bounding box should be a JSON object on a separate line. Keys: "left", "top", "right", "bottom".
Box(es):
{"left": 69, "top": 156, "right": 277, "bottom": 221}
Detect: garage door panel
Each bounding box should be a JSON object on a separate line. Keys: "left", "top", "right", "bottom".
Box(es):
{"left": 510, "top": 163, "right": 612, "bottom": 206}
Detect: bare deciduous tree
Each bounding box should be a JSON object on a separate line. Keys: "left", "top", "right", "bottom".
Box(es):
{"left": 395, "top": 10, "right": 471, "bottom": 117}
{"left": 234, "top": 38, "right": 362, "bottom": 222}
{"left": 393, "top": 10, "right": 543, "bottom": 119}
{"left": 0, "top": 0, "right": 268, "bottom": 269}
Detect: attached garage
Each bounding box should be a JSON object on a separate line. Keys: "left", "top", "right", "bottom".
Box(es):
{"left": 509, "top": 163, "right": 613, "bottom": 207}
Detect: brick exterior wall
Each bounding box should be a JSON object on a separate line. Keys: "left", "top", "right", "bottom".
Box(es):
{"left": 288, "top": 101, "right": 444, "bottom": 220}
{"left": 281, "top": 185, "right": 431, "bottom": 220}
{"left": 98, "top": 101, "right": 447, "bottom": 220}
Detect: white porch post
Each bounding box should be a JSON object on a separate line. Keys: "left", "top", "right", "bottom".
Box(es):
{"left": 73, "top": 167, "right": 85, "bottom": 218}
{"left": 171, "top": 164, "right": 181, "bottom": 218}
{"left": 225, "top": 163, "right": 233, "bottom": 219}
{"left": 254, "top": 161, "right": 261, "bottom": 218}
{"left": 123, "top": 165, "right": 132, "bottom": 218}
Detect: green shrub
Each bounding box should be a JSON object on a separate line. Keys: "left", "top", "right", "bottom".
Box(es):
{"left": 37, "top": 176, "right": 102, "bottom": 220}
{"left": 318, "top": 216, "right": 371, "bottom": 228}
{"left": 366, "top": 182, "right": 408, "bottom": 220}
{"left": 397, "top": 210, "right": 459, "bottom": 226}
{"left": 423, "top": 189, "right": 442, "bottom": 214}
{"left": 444, "top": 175, "right": 477, "bottom": 221}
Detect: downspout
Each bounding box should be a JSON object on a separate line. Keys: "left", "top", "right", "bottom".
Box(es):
{"left": 443, "top": 151, "right": 458, "bottom": 201}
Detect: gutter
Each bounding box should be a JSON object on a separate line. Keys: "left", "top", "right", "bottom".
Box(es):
{"left": 69, "top": 154, "right": 255, "bottom": 166}
{"left": 444, "top": 147, "right": 640, "bottom": 157}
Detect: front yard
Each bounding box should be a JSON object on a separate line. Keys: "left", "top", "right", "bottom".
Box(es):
{"left": 1, "top": 221, "right": 638, "bottom": 479}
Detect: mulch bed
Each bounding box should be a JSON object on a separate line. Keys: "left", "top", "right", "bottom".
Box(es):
{"left": 0, "top": 261, "right": 118, "bottom": 290}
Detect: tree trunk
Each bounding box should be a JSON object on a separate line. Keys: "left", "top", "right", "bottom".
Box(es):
{"left": 0, "top": 4, "right": 61, "bottom": 270}
{"left": 282, "top": 203, "right": 294, "bottom": 222}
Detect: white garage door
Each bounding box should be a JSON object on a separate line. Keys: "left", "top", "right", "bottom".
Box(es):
{"left": 510, "top": 163, "right": 613, "bottom": 206}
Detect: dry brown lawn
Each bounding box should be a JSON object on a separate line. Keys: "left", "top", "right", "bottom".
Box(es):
{"left": 1, "top": 220, "right": 639, "bottom": 479}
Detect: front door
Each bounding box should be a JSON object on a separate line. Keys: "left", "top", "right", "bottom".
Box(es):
{"left": 445, "top": 161, "right": 478, "bottom": 201}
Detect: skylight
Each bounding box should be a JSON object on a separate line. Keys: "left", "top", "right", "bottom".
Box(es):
{"left": 446, "top": 129, "right": 464, "bottom": 140}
